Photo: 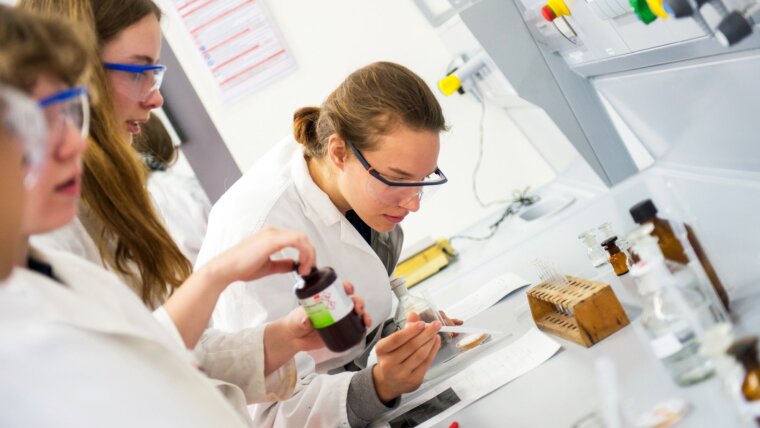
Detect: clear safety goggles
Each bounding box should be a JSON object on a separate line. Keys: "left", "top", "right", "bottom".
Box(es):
{"left": 1, "top": 85, "right": 48, "bottom": 187}
{"left": 38, "top": 86, "right": 90, "bottom": 145}
{"left": 346, "top": 140, "right": 448, "bottom": 206}
{"left": 103, "top": 62, "right": 166, "bottom": 102}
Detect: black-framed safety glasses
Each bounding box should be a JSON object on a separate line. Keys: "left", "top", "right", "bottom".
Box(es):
{"left": 346, "top": 139, "right": 447, "bottom": 206}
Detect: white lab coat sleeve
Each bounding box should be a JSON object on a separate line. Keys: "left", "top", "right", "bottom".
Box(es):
{"left": 251, "top": 363, "right": 356, "bottom": 428}
{"left": 195, "top": 326, "right": 297, "bottom": 404}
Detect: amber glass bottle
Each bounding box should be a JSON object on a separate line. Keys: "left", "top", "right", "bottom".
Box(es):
{"left": 728, "top": 337, "right": 760, "bottom": 424}
{"left": 601, "top": 237, "right": 629, "bottom": 276}
{"left": 295, "top": 267, "right": 365, "bottom": 352}
{"left": 630, "top": 199, "right": 730, "bottom": 312}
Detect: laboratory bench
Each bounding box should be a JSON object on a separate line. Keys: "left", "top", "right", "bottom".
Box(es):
{"left": 393, "top": 176, "right": 760, "bottom": 428}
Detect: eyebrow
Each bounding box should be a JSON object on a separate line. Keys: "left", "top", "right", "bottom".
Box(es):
{"left": 387, "top": 166, "right": 438, "bottom": 179}
{"left": 129, "top": 54, "right": 157, "bottom": 64}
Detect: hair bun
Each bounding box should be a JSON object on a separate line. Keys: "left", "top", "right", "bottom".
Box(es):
{"left": 293, "top": 106, "right": 320, "bottom": 147}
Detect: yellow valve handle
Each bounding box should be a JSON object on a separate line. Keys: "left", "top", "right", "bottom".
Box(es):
{"left": 438, "top": 74, "right": 462, "bottom": 96}
{"left": 646, "top": 0, "right": 669, "bottom": 18}
{"left": 546, "top": 0, "right": 571, "bottom": 16}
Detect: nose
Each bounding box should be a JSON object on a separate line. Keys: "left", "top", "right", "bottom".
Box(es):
{"left": 55, "top": 121, "right": 88, "bottom": 161}
{"left": 398, "top": 191, "right": 421, "bottom": 212}
{"left": 141, "top": 89, "right": 164, "bottom": 110}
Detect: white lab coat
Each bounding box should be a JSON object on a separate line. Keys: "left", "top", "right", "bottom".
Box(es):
{"left": 0, "top": 247, "right": 253, "bottom": 428}
{"left": 147, "top": 167, "right": 211, "bottom": 264}
{"left": 196, "top": 137, "right": 397, "bottom": 427}
{"left": 31, "top": 218, "right": 297, "bottom": 407}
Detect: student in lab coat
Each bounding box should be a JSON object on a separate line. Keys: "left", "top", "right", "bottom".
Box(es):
{"left": 0, "top": 7, "right": 371, "bottom": 426}
{"left": 133, "top": 114, "right": 211, "bottom": 264}
{"left": 197, "top": 62, "right": 457, "bottom": 426}
{"left": 20, "top": 0, "right": 194, "bottom": 309}
{"left": 17, "top": 0, "right": 337, "bottom": 405}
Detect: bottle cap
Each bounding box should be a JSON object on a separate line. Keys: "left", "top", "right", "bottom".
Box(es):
{"left": 601, "top": 236, "right": 618, "bottom": 248}
{"left": 727, "top": 336, "right": 759, "bottom": 364}
{"left": 295, "top": 266, "right": 337, "bottom": 296}
{"left": 390, "top": 277, "right": 407, "bottom": 289}
{"left": 630, "top": 199, "right": 658, "bottom": 224}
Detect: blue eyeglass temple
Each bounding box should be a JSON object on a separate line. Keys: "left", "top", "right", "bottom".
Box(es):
{"left": 38, "top": 86, "right": 88, "bottom": 108}
{"left": 103, "top": 62, "right": 167, "bottom": 73}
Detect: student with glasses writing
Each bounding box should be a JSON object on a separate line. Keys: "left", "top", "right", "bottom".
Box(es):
{"left": 197, "top": 62, "right": 463, "bottom": 427}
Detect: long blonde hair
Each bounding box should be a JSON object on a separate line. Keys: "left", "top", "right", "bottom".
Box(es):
{"left": 18, "top": 0, "right": 192, "bottom": 306}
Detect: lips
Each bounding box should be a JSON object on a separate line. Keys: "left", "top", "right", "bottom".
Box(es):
{"left": 127, "top": 120, "right": 142, "bottom": 134}
{"left": 383, "top": 214, "right": 406, "bottom": 224}
{"left": 54, "top": 175, "right": 80, "bottom": 196}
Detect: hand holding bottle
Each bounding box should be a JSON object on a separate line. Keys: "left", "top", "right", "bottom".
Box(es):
{"left": 264, "top": 281, "right": 371, "bottom": 375}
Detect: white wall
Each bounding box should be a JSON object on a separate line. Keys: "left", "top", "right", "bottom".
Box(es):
{"left": 156, "top": 0, "right": 555, "bottom": 248}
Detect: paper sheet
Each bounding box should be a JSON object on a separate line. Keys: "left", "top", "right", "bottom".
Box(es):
{"left": 371, "top": 328, "right": 562, "bottom": 428}
{"left": 443, "top": 273, "right": 530, "bottom": 321}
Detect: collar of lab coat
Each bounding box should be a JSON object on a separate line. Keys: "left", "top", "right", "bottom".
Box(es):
{"left": 289, "top": 147, "right": 378, "bottom": 257}
{"left": 9, "top": 247, "right": 182, "bottom": 353}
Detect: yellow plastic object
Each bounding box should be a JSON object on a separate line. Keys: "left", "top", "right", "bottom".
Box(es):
{"left": 546, "top": 0, "right": 571, "bottom": 17}
{"left": 646, "top": 0, "right": 669, "bottom": 18}
{"left": 438, "top": 74, "right": 462, "bottom": 96}
{"left": 394, "top": 239, "right": 456, "bottom": 288}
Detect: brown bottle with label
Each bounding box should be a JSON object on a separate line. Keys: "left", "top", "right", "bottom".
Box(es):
{"left": 295, "top": 267, "right": 365, "bottom": 352}
{"left": 629, "top": 199, "right": 730, "bottom": 312}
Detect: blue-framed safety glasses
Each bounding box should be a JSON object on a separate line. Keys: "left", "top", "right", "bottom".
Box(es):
{"left": 346, "top": 139, "right": 447, "bottom": 206}
{"left": 38, "top": 86, "right": 90, "bottom": 144}
{"left": 103, "top": 62, "right": 166, "bottom": 102}
{"left": 1, "top": 85, "right": 47, "bottom": 187}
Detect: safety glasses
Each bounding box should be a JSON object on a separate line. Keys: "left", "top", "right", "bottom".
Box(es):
{"left": 346, "top": 140, "right": 447, "bottom": 206}
{"left": 103, "top": 62, "right": 166, "bottom": 102}
{"left": 1, "top": 85, "right": 47, "bottom": 187}
{"left": 38, "top": 86, "right": 90, "bottom": 145}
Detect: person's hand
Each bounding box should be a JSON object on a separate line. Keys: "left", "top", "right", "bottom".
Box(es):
{"left": 438, "top": 310, "right": 463, "bottom": 338}
{"left": 203, "top": 226, "right": 316, "bottom": 286}
{"left": 274, "top": 281, "right": 371, "bottom": 353}
{"left": 372, "top": 312, "right": 442, "bottom": 402}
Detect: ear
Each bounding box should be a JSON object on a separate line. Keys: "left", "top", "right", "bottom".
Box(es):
{"left": 326, "top": 133, "right": 349, "bottom": 171}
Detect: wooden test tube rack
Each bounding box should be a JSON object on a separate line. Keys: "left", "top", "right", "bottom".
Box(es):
{"left": 527, "top": 275, "right": 630, "bottom": 347}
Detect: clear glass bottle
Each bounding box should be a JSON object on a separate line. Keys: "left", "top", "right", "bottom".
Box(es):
{"left": 391, "top": 277, "right": 450, "bottom": 343}
{"left": 631, "top": 256, "right": 715, "bottom": 387}
{"left": 578, "top": 229, "right": 608, "bottom": 268}
{"left": 633, "top": 234, "right": 724, "bottom": 326}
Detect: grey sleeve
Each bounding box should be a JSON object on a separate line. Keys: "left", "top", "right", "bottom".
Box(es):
{"left": 346, "top": 367, "right": 400, "bottom": 427}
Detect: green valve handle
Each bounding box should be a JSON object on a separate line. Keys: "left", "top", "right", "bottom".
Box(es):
{"left": 631, "top": 0, "right": 658, "bottom": 23}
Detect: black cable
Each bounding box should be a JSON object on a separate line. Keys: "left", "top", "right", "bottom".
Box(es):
{"left": 449, "top": 187, "right": 540, "bottom": 244}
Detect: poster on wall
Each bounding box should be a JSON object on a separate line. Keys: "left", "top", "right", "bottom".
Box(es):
{"left": 172, "top": 0, "right": 296, "bottom": 102}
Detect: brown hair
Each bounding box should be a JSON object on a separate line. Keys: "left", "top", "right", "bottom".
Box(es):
{"left": 19, "top": 0, "right": 191, "bottom": 307}
{"left": 293, "top": 62, "right": 447, "bottom": 159}
{"left": 132, "top": 114, "right": 178, "bottom": 171}
{"left": 0, "top": 5, "right": 91, "bottom": 92}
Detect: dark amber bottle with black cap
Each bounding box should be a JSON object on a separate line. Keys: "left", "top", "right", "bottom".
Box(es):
{"left": 601, "top": 236, "right": 629, "bottom": 276}
{"left": 630, "top": 199, "right": 730, "bottom": 312}
{"left": 295, "top": 267, "right": 365, "bottom": 352}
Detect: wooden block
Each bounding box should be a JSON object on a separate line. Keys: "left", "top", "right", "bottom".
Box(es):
{"left": 527, "top": 275, "right": 629, "bottom": 347}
